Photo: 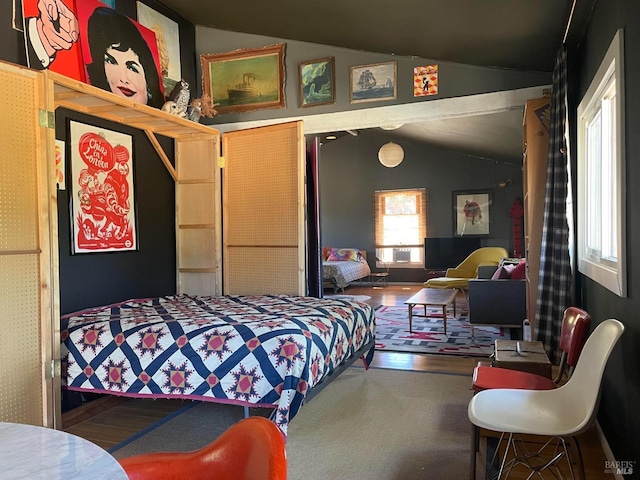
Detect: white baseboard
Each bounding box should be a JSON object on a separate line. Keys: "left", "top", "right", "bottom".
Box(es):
{"left": 596, "top": 420, "right": 625, "bottom": 480}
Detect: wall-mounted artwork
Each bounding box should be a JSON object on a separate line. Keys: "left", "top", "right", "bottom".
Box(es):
{"left": 69, "top": 120, "right": 137, "bottom": 253}
{"left": 76, "top": 0, "right": 165, "bottom": 108}
{"left": 201, "top": 43, "right": 286, "bottom": 114}
{"left": 22, "top": 0, "right": 85, "bottom": 81}
{"left": 298, "top": 57, "right": 335, "bottom": 108}
{"left": 136, "top": 2, "right": 181, "bottom": 94}
{"left": 55, "top": 139, "right": 66, "bottom": 190}
{"left": 350, "top": 61, "right": 397, "bottom": 104}
{"left": 453, "top": 189, "right": 492, "bottom": 237}
{"left": 414, "top": 65, "right": 438, "bottom": 97}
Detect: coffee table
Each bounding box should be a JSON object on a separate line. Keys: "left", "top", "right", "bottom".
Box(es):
{"left": 404, "top": 288, "right": 458, "bottom": 334}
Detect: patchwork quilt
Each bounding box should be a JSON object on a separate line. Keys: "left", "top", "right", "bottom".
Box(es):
{"left": 61, "top": 294, "right": 375, "bottom": 434}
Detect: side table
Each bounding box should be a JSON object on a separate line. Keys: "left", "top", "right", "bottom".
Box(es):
{"left": 369, "top": 271, "right": 389, "bottom": 287}
{"left": 493, "top": 340, "right": 552, "bottom": 378}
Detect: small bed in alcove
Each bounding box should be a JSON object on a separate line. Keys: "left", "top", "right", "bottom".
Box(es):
{"left": 322, "top": 247, "right": 372, "bottom": 292}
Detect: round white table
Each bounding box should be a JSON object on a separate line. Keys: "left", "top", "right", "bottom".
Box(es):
{"left": 0, "top": 422, "right": 128, "bottom": 479}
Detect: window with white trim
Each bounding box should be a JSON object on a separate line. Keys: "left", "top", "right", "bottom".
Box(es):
{"left": 577, "top": 29, "right": 626, "bottom": 296}
{"left": 374, "top": 188, "right": 427, "bottom": 268}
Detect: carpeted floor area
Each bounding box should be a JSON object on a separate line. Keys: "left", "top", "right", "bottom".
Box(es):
{"left": 110, "top": 367, "right": 474, "bottom": 479}
{"left": 374, "top": 305, "right": 512, "bottom": 356}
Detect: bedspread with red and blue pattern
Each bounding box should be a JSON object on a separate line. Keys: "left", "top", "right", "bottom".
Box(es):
{"left": 61, "top": 294, "right": 375, "bottom": 434}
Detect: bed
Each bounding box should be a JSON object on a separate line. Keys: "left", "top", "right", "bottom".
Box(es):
{"left": 322, "top": 247, "right": 372, "bottom": 292}
{"left": 61, "top": 294, "right": 375, "bottom": 434}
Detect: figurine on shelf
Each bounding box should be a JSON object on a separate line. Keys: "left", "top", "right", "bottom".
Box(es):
{"left": 161, "top": 100, "right": 186, "bottom": 118}
{"left": 167, "top": 79, "right": 191, "bottom": 113}
{"left": 186, "top": 94, "right": 218, "bottom": 122}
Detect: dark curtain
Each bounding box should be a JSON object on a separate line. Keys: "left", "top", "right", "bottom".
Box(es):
{"left": 306, "top": 137, "right": 322, "bottom": 297}
{"left": 535, "top": 46, "right": 572, "bottom": 363}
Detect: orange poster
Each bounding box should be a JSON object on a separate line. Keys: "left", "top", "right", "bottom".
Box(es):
{"left": 413, "top": 65, "right": 438, "bottom": 97}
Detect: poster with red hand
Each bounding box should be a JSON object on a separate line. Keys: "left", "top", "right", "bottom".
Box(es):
{"left": 23, "top": 0, "right": 86, "bottom": 81}
{"left": 69, "top": 120, "right": 136, "bottom": 253}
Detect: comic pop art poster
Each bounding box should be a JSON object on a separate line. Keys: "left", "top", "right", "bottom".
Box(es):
{"left": 69, "top": 120, "right": 137, "bottom": 253}
{"left": 413, "top": 65, "right": 438, "bottom": 97}
{"left": 76, "top": 0, "right": 165, "bottom": 108}
{"left": 22, "top": 0, "right": 86, "bottom": 81}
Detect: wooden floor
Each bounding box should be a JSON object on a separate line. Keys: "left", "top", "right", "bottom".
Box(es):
{"left": 63, "top": 284, "right": 613, "bottom": 479}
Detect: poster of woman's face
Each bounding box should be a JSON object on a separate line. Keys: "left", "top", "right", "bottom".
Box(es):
{"left": 76, "top": 0, "right": 165, "bottom": 108}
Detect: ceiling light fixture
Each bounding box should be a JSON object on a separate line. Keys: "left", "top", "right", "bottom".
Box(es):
{"left": 378, "top": 142, "right": 404, "bottom": 168}
{"left": 325, "top": 135, "right": 337, "bottom": 140}
{"left": 380, "top": 124, "right": 404, "bottom": 131}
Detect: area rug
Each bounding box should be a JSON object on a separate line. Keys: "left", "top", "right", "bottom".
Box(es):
{"left": 375, "top": 305, "right": 511, "bottom": 357}
{"left": 110, "top": 367, "right": 474, "bottom": 480}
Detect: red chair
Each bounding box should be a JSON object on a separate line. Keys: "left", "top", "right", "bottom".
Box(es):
{"left": 118, "top": 416, "right": 287, "bottom": 480}
{"left": 472, "top": 307, "right": 591, "bottom": 393}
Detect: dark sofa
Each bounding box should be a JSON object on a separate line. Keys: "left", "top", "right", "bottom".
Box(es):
{"left": 467, "top": 265, "right": 526, "bottom": 339}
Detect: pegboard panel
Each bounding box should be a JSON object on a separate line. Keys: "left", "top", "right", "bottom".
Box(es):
{"left": 0, "top": 69, "right": 39, "bottom": 251}
{"left": 178, "top": 228, "right": 216, "bottom": 269}
{"left": 179, "top": 272, "right": 218, "bottom": 296}
{"left": 176, "top": 138, "right": 218, "bottom": 181}
{"left": 223, "top": 125, "right": 299, "bottom": 246}
{"left": 0, "top": 255, "right": 43, "bottom": 424}
{"left": 225, "top": 247, "right": 299, "bottom": 295}
{"left": 177, "top": 183, "right": 216, "bottom": 225}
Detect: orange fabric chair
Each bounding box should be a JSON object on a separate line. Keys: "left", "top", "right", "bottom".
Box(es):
{"left": 118, "top": 416, "right": 287, "bottom": 480}
{"left": 472, "top": 307, "right": 591, "bottom": 393}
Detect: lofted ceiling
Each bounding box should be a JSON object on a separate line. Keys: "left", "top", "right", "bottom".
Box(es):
{"left": 156, "top": 0, "right": 594, "bottom": 162}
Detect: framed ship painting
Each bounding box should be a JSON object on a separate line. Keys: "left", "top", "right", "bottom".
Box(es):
{"left": 350, "top": 61, "right": 397, "bottom": 104}
{"left": 298, "top": 57, "right": 335, "bottom": 108}
{"left": 201, "top": 43, "right": 286, "bottom": 114}
{"left": 69, "top": 120, "right": 138, "bottom": 254}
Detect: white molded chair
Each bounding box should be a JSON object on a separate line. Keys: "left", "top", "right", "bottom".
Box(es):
{"left": 468, "top": 318, "right": 624, "bottom": 479}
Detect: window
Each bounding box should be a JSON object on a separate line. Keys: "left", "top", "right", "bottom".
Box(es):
{"left": 577, "top": 29, "right": 626, "bottom": 296}
{"left": 374, "top": 188, "right": 427, "bottom": 268}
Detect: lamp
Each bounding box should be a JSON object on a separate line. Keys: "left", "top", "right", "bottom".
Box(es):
{"left": 378, "top": 142, "right": 404, "bottom": 168}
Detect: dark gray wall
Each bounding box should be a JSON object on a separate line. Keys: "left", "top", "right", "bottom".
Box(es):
{"left": 568, "top": 0, "right": 639, "bottom": 467}
{"left": 195, "top": 28, "right": 552, "bottom": 127}
{"left": 318, "top": 130, "right": 523, "bottom": 283}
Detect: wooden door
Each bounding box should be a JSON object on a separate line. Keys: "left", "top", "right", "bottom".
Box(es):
{"left": 0, "top": 62, "right": 59, "bottom": 427}
{"left": 222, "top": 122, "right": 306, "bottom": 295}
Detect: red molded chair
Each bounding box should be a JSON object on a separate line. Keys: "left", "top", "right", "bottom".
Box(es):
{"left": 118, "top": 416, "right": 287, "bottom": 480}
{"left": 472, "top": 307, "right": 591, "bottom": 393}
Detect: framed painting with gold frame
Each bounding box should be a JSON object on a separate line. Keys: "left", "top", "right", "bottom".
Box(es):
{"left": 201, "top": 43, "right": 286, "bottom": 114}
{"left": 298, "top": 56, "right": 335, "bottom": 108}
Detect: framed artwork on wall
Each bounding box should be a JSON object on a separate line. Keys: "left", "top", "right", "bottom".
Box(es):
{"left": 349, "top": 61, "right": 397, "bottom": 103}
{"left": 298, "top": 57, "right": 335, "bottom": 108}
{"left": 69, "top": 120, "right": 137, "bottom": 254}
{"left": 201, "top": 43, "right": 286, "bottom": 114}
{"left": 136, "top": 1, "right": 182, "bottom": 94}
{"left": 452, "top": 189, "right": 492, "bottom": 237}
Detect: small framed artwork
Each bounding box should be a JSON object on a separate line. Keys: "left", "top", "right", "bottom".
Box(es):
{"left": 414, "top": 65, "right": 438, "bottom": 97}
{"left": 298, "top": 56, "right": 335, "bottom": 108}
{"left": 201, "top": 43, "right": 286, "bottom": 114}
{"left": 350, "top": 61, "right": 397, "bottom": 103}
{"left": 452, "top": 189, "right": 492, "bottom": 237}
{"left": 69, "top": 120, "right": 137, "bottom": 253}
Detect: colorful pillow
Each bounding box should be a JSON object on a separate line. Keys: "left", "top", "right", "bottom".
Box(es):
{"left": 327, "top": 248, "right": 360, "bottom": 261}
{"left": 322, "top": 247, "right": 331, "bottom": 261}
{"left": 511, "top": 258, "right": 527, "bottom": 280}
{"left": 491, "top": 264, "right": 515, "bottom": 280}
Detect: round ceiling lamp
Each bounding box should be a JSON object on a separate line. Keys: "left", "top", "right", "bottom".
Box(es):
{"left": 380, "top": 124, "right": 404, "bottom": 131}
{"left": 378, "top": 142, "right": 404, "bottom": 168}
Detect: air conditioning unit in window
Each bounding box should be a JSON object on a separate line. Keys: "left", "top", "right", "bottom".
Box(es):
{"left": 393, "top": 248, "right": 411, "bottom": 262}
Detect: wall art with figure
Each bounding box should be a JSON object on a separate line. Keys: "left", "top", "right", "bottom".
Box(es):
{"left": 69, "top": 120, "right": 137, "bottom": 253}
